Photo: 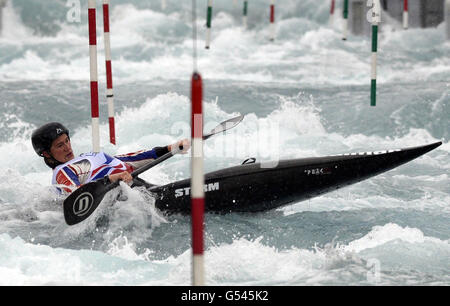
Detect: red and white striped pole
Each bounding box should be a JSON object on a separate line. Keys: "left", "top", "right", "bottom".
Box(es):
{"left": 329, "top": 0, "right": 335, "bottom": 25}
{"left": 403, "top": 0, "right": 408, "bottom": 30}
{"left": 88, "top": 0, "right": 100, "bottom": 152}
{"left": 269, "top": 0, "right": 275, "bottom": 41}
{"left": 102, "top": 0, "right": 115, "bottom": 145}
{"left": 191, "top": 72, "right": 205, "bottom": 286}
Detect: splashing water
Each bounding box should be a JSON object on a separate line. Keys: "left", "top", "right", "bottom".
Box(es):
{"left": 0, "top": 0, "right": 448, "bottom": 286}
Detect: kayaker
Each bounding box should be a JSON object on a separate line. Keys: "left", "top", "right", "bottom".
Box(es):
{"left": 31, "top": 122, "right": 190, "bottom": 194}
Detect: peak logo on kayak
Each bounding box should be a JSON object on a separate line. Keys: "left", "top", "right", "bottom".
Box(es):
{"left": 175, "top": 182, "right": 220, "bottom": 198}
{"left": 304, "top": 167, "right": 332, "bottom": 175}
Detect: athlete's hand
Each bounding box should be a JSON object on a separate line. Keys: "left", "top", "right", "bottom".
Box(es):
{"left": 108, "top": 171, "right": 133, "bottom": 185}
{"left": 169, "top": 138, "right": 191, "bottom": 154}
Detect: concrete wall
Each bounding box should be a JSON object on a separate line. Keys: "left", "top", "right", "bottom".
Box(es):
{"left": 348, "top": 0, "right": 388, "bottom": 36}
{"left": 383, "top": 0, "right": 444, "bottom": 28}
{"left": 349, "top": 0, "right": 371, "bottom": 36}
{"left": 347, "top": 0, "right": 445, "bottom": 37}
{"left": 0, "top": 0, "right": 6, "bottom": 35}
{"left": 446, "top": 0, "right": 450, "bottom": 39}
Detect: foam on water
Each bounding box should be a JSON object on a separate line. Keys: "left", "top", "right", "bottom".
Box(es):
{"left": 1, "top": 1, "right": 448, "bottom": 85}
{"left": 0, "top": 0, "right": 448, "bottom": 286}
{"left": 1, "top": 222, "right": 448, "bottom": 285}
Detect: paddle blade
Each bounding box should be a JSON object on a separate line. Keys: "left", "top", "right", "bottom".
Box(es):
{"left": 63, "top": 180, "right": 113, "bottom": 225}
{"left": 203, "top": 115, "right": 244, "bottom": 140}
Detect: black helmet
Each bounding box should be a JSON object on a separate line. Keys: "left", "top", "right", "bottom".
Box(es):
{"left": 31, "top": 122, "right": 70, "bottom": 157}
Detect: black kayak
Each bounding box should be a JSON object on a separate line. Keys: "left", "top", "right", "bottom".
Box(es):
{"left": 145, "top": 142, "right": 442, "bottom": 214}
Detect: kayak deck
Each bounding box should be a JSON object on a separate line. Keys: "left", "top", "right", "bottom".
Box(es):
{"left": 143, "top": 142, "right": 442, "bottom": 214}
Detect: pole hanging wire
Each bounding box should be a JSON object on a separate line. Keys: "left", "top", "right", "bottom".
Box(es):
{"left": 192, "top": 0, "right": 198, "bottom": 72}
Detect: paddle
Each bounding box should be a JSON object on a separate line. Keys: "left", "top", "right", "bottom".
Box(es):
{"left": 63, "top": 115, "right": 244, "bottom": 225}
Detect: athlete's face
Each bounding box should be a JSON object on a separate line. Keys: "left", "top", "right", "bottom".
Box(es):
{"left": 48, "top": 134, "right": 74, "bottom": 163}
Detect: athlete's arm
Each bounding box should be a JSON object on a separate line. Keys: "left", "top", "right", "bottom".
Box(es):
{"left": 114, "top": 139, "right": 190, "bottom": 170}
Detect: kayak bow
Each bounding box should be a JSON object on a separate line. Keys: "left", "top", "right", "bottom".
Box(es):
{"left": 147, "top": 141, "right": 442, "bottom": 214}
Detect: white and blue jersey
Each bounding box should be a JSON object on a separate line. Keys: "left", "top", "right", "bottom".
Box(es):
{"left": 52, "top": 148, "right": 166, "bottom": 193}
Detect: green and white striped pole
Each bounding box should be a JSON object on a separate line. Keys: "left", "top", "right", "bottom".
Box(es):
{"left": 370, "top": 0, "right": 381, "bottom": 107}
{"left": 342, "top": 0, "right": 348, "bottom": 40}
{"left": 243, "top": 0, "right": 248, "bottom": 29}
{"left": 205, "top": 0, "right": 213, "bottom": 49}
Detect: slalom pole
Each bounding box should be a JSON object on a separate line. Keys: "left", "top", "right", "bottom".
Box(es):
{"left": 269, "top": 0, "right": 275, "bottom": 41}
{"left": 342, "top": 0, "right": 348, "bottom": 40}
{"left": 403, "top": 0, "right": 408, "bottom": 30}
{"left": 370, "top": 0, "right": 381, "bottom": 107}
{"left": 191, "top": 72, "right": 205, "bottom": 286}
{"left": 88, "top": 0, "right": 100, "bottom": 152}
{"left": 161, "top": 0, "right": 166, "bottom": 10}
{"left": 329, "top": 0, "right": 335, "bottom": 25}
{"left": 205, "top": 0, "right": 213, "bottom": 49}
{"left": 243, "top": 0, "right": 248, "bottom": 29}
{"left": 191, "top": 0, "right": 205, "bottom": 286}
{"left": 102, "top": 0, "right": 115, "bottom": 145}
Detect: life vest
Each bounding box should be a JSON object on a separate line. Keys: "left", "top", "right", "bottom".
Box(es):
{"left": 52, "top": 152, "right": 133, "bottom": 193}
